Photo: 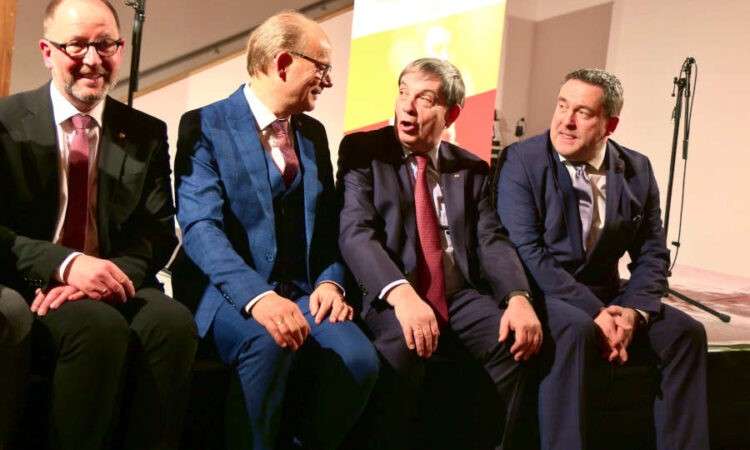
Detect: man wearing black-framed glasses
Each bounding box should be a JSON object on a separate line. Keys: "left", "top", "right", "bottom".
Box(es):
{"left": 0, "top": 1, "right": 197, "bottom": 449}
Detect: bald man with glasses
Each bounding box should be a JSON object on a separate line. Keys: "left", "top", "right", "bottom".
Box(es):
{"left": 0, "top": 1, "right": 197, "bottom": 449}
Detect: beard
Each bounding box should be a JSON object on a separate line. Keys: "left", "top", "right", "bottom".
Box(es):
{"left": 64, "top": 67, "right": 116, "bottom": 110}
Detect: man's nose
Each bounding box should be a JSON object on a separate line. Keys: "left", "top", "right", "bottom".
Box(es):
{"left": 81, "top": 45, "right": 102, "bottom": 66}
{"left": 321, "top": 72, "right": 332, "bottom": 88}
{"left": 564, "top": 111, "right": 576, "bottom": 128}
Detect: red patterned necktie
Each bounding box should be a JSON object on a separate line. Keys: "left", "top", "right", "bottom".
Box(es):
{"left": 270, "top": 119, "right": 299, "bottom": 187}
{"left": 413, "top": 154, "right": 449, "bottom": 325}
{"left": 60, "top": 114, "right": 92, "bottom": 251}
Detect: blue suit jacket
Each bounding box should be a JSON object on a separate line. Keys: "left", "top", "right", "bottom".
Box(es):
{"left": 175, "top": 86, "right": 344, "bottom": 336}
{"left": 496, "top": 132, "right": 669, "bottom": 317}
{"left": 338, "top": 126, "right": 529, "bottom": 318}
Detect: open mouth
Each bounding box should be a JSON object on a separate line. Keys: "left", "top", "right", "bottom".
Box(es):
{"left": 399, "top": 120, "right": 417, "bottom": 134}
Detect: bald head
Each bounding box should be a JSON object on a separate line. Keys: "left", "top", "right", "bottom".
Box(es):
{"left": 44, "top": 0, "right": 120, "bottom": 36}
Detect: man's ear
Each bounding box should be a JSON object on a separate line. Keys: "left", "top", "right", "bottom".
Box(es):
{"left": 39, "top": 39, "right": 53, "bottom": 69}
{"left": 275, "top": 52, "right": 294, "bottom": 81}
{"left": 605, "top": 116, "right": 619, "bottom": 135}
{"left": 445, "top": 104, "right": 462, "bottom": 128}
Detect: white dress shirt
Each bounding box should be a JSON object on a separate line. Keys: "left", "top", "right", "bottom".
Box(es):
{"left": 241, "top": 83, "right": 342, "bottom": 314}
{"left": 379, "top": 145, "right": 465, "bottom": 300}
{"left": 50, "top": 83, "right": 105, "bottom": 280}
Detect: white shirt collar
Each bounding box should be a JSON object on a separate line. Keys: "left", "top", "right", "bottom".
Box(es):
{"left": 558, "top": 139, "right": 607, "bottom": 171}
{"left": 403, "top": 143, "right": 440, "bottom": 170}
{"left": 49, "top": 82, "right": 105, "bottom": 128}
{"left": 243, "top": 82, "right": 288, "bottom": 131}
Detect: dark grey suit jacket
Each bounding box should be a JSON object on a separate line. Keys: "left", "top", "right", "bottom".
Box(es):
{"left": 337, "top": 125, "right": 529, "bottom": 317}
{"left": 0, "top": 83, "right": 177, "bottom": 299}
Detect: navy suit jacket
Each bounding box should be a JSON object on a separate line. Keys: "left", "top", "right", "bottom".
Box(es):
{"left": 338, "top": 126, "right": 529, "bottom": 318}
{"left": 0, "top": 83, "right": 177, "bottom": 299}
{"left": 175, "top": 86, "right": 344, "bottom": 336}
{"left": 496, "top": 132, "right": 669, "bottom": 317}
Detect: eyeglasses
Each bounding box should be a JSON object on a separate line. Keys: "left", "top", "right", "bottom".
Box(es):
{"left": 290, "top": 51, "right": 332, "bottom": 80}
{"left": 46, "top": 38, "right": 124, "bottom": 59}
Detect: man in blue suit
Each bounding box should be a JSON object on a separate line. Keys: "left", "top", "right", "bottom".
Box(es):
{"left": 338, "top": 58, "right": 542, "bottom": 450}
{"left": 497, "top": 68, "right": 708, "bottom": 450}
{"left": 174, "top": 11, "right": 378, "bottom": 450}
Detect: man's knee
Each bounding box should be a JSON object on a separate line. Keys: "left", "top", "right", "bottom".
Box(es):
{"left": 0, "top": 287, "right": 32, "bottom": 346}
{"left": 331, "top": 325, "right": 380, "bottom": 387}
{"left": 131, "top": 289, "right": 198, "bottom": 349}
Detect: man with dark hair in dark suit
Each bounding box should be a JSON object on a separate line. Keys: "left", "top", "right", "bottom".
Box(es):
{"left": 338, "top": 58, "right": 542, "bottom": 450}
{"left": 0, "top": 1, "right": 197, "bottom": 449}
{"left": 497, "top": 68, "right": 708, "bottom": 450}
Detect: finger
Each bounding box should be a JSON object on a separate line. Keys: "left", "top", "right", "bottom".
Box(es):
{"left": 619, "top": 346, "right": 629, "bottom": 364}
{"left": 285, "top": 315, "right": 306, "bottom": 349}
{"left": 106, "top": 263, "right": 133, "bottom": 294}
{"left": 50, "top": 287, "right": 77, "bottom": 310}
{"left": 403, "top": 324, "right": 416, "bottom": 351}
{"left": 31, "top": 290, "right": 46, "bottom": 313}
{"left": 510, "top": 328, "right": 527, "bottom": 355}
{"left": 274, "top": 318, "right": 295, "bottom": 349}
{"left": 498, "top": 316, "right": 510, "bottom": 343}
{"left": 346, "top": 305, "right": 354, "bottom": 321}
{"left": 336, "top": 304, "right": 350, "bottom": 323}
{"left": 328, "top": 298, "right": 345, "bottom": 323}
{"left": 99, "top": 272, "right": 126, "bottom": 302}
{"left": 69, "top": 291, "right": 86, "bottom": 301}
{"left": 265, "top": 321, "right": 287, "bottom": 348}
{"left": 292, "top": 308, "right": 311, "bottom": 341}
{"left": 309, "top": 292, "right": 320, "bottom": 317}
{"left": 315, "top": 296, "right": 332, "bottom": 324}
{"left": 38, "top": 288, "right": 64, "bottom": 316}
{"left": 413, "top": 327, "right": 427, "bottom": 358}
{"left": 422, "top": 325, "right": 435, "bottom": 357}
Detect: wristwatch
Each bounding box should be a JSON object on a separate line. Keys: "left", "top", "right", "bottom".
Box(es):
{"left": 505, "top": 290, "right": 533, "bottom": 306}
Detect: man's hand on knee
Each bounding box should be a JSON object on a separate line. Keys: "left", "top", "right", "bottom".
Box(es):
{"left": 251, "top": 293, "right": 310, "bottom": 351}
{"left": 31, "top": 285, "right": 86, "bottom": 316}
{"left": 594, "top": 308, "right": 625, "bottom": 363}
{"left": 63, "top": 254, "right": 135, "bottom": 302}
{"left": 386, "top": 284, "right": 440, "bottom": 359}
{"left": 499, "top": 295, "right": 543, "bottom": 361}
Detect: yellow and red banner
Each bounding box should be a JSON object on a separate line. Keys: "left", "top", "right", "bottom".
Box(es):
{"left": 344, "top": 0, "right": 506, "bottom": 161}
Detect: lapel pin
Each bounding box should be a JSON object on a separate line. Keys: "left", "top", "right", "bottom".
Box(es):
{"left": 453, "top": 173, "right": 460, "bottom": 178}
{"left": 117, "top": 131, "right": 127, "bottom": 140}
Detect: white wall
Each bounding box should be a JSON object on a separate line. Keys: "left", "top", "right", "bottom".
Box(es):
{"left": 605, "top": 0, "right": 750, "bottom": 277}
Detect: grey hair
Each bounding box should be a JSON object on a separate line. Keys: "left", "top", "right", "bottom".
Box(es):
{"left": 564, "top": 68, "right": 624, "bottom": 117}
{"left": 398, "top": 58, "right": 466, "bottom": 109}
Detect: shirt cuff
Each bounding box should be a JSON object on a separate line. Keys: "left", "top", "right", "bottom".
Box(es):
{"left": 244, "top": 290, "right": 275, "bottom": 315}
{"left": 379, "top": 279, "right": 408, "bottom": 300}
{"left": 57, "top": 252, "right": 83, "bottom": 282}
{"left": 635, "top": 308, "right": 650, "bottom": 323}
{"left": 316, "top": 280, "right": 346, "bottom": 297}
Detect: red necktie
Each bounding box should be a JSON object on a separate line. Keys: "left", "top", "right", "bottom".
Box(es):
{"left": 60, "top": 114, "right": 92, "bottom": 251}
{"left": 413, "top": 154, "right": 449, "bottom": 325}
{"left": 270, "top": 119, "right": 299, "bottom": 187}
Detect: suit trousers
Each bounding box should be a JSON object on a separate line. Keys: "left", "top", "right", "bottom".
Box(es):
{"left": 210, "top": 295, "right": 379, "bottom": 450}
{"left": 31, "top": 287, "right": 197, "bottom": 450}
{"left": 536, "top": 299, "right": 708, "bottom": 450}
{"left": 0, "top": 285, "right": 32, "bottom": 449}
{"left": 359, "top": 288, "right": 525, "bottom": 450}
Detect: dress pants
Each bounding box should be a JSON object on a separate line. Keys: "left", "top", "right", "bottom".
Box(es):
{"left": 31, "top": 287, "right": 198, "bottom": 450}
{"left": 359, "top": 288, "right": 525, "bottom": 450}
{"left": 0, "top": 285, "right": 32, "bottom": 449}
{"left": 537, "top": 299, "right": 709, "bottom": 450}
{"left": 211, "top": 295, "right": 379, "bottom": 450}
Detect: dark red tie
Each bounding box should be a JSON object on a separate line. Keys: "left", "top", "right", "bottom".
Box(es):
{"left": 270, "top": 119, "right": 299, "bottom": 187}
{"left": 413, "top": 154, "right": 449, "bottom": 325}
{"left": 60, "top": 114, "right": 92, "bottom": 251}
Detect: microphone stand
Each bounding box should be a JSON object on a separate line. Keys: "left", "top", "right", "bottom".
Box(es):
{"left": 663, "top": 58, "right": 730, "bottom": 322}
{"left": 125, "top": 0, "right": 146, "bottom": 107}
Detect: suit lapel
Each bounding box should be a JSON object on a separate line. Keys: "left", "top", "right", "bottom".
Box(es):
{"left": 385, "top": 129, "right": 418, "bottom": 272}
{"left": 292, "top": 115, "right": 321, "bottom": 251}
{"left": 23, "top": 85, "right": 59, "bottom": 198}
{"left": 589, "top": 141, "right": 627, "bottom": 259}
{"left": 548, "top": 145, "right": 586, "bottom": 261}
{"left": 438, "top": 143, "right": 470, "bottom": 275}
{"left": 226, "top": 88, "right": 275, "bottom": 226}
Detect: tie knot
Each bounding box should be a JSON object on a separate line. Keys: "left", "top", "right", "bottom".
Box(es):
{"left": 573, "top": 162, "right": 590, "bottom": 180}
{"left": 71, "top": 114, "right": 92, "bottom": 131}
{"left": 414, "top": 153, "right": 430, "bottom": 171}
{"left": 270, "top": 119, "right": 288, "bottom": 136}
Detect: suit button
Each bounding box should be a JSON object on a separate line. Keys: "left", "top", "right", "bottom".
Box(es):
{"left": 265, "top": 252, "right": 273, "bottom": 262}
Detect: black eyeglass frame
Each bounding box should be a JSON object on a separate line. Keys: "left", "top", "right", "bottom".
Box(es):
{"left": 290, "top": 51, "right": 332, "bottom": 79}
{"left": 46, "top": 38, "right": 125, "bottom": 59}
